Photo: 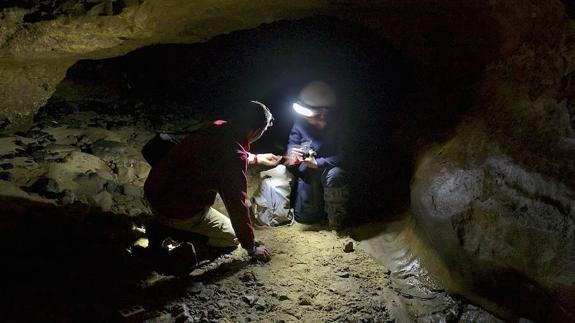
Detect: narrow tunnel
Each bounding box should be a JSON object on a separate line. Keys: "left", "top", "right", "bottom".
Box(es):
{"left": 0, "top": 1, "right": 574, "bottom": 322}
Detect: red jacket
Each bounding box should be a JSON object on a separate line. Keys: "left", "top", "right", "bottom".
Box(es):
{"left": 144, "top": 121, "right": 254, "bottom": 250}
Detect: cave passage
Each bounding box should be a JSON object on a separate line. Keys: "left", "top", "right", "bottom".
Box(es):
{"left": 2, "top": 11, "right": 570, "bottom": 322}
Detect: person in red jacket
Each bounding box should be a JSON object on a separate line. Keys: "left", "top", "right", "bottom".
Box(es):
{"left": 144, "top": 101, "right": 280, "bottom": 262}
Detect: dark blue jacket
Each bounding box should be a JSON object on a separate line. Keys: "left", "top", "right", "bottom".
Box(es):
{"left": 287, "top": 119, "right": 344, "bottom": 173}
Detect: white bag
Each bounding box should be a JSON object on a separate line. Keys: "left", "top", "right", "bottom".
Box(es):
{"left": 251, "top": 165, "right": 295, "bottom": 226}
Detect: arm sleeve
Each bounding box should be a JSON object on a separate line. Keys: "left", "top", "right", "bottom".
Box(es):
{"left": 287, "top": 124, "right": 302, "bottom": 153}
{"left": 316, "top": 124, "right": 346, "bottom": 169}
{"left": 316, "top": 155, "right": 340, "bottom": 169}
{"left": 218, "top": 143, "right": 255, "bottom": 251}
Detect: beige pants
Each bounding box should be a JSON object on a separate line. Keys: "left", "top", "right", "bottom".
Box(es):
{"left": 157, "top": 207, "right": 239, "bottom": 248}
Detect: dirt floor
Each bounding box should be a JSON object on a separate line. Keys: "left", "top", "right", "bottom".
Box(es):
{"left": 139, "top": 223, "right": 392, "bottom": 322}
{"left": 133, "top": 217, "right": 502, "bottom": 323}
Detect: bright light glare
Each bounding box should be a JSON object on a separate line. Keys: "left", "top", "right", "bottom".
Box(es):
{"left": 293, "top": 102, "right": 318, "bottom": 117}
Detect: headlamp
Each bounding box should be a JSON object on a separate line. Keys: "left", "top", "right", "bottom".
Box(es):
{"left": 292, "top": 102, "right": 319, "bottom": 117}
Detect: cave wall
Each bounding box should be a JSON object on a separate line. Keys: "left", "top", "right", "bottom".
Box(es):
{"left": 409, "top": 1, "right": 575, "bottom": 321}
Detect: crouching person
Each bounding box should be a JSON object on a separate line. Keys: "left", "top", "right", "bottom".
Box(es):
{"left": 287, "top": 81, "right": 349, "bottom": 229}
{"left": 144, "top": 101, "right": 281, "bottom": 262}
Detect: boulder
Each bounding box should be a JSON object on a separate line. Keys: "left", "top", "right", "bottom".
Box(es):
{"left": 46, "top": 151, "right": 115, "bottom": 198}
{"left": 411, "top": 137, "right": 575, "bottom": 321}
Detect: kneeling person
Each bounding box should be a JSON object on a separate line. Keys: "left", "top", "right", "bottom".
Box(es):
{"left": 287, "top": 81, "right": 349, "bottom": 229}
{"left": 144, "top": 101, "right": 280, "bottom": 261}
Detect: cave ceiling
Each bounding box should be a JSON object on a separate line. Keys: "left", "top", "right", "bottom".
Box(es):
{"left": 0, "top": 0, "right": 571, "bottom": 126}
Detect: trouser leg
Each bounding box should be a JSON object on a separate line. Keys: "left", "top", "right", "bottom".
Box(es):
{"left": 322, "top": 167, "right": 349, "bottom": 228}
{"left": 294, "top": 171, "right": 325, "bottom": 224}
{"left": 158, "top": 207, "right": 239, "bottom": 248}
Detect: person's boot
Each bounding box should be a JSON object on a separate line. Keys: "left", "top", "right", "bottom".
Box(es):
{"left": 160, "top": 238, "right": 198, "bottom": 275}
{"left": 324, "top": 186, "right": 349, "bottom": 230}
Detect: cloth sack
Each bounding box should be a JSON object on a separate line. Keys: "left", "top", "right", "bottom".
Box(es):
{"left": 251, "top": 165, "right": 294, "bottom": 226}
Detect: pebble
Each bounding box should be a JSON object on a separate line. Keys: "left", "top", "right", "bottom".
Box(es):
{"left": 239, "top": 271, "right": 257, "bottom": 282}
{"left": 344, "top": 241, "right": 354, "bottom": 253}
{"left": 255, "top": 299, "right": 267, "bottom": 311}
{"left": 242, "top": 294, "right": 256, "bottom": 306}
{"left": 298, "top": 295, "right": 313, "bottom": 306}
{"left": 335, "top": 271, "right": 350, "bottom": 278}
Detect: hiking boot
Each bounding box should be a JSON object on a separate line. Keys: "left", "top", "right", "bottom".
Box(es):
{"left": 159, "top": 238, "right": 198, "bottom": 275}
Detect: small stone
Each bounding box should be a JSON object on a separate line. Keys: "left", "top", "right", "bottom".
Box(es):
{"left": 335, "top": 271, "right": 350, "bottom": 278}
{"left": 60, "top": 189, "right": 76, "bottom": 205}
{"left": 278, "top": 294, "right": 289, "bottom": 301}
{"left": 255, "top": 299, "right": 266, "bottom": 311}
{"left": 239, "top": 271, "right": 257, "bottom": 282}
{"left": 298, "top": 294, "right": 313, "bottom": 306}
{"left": 343, "top": 241, "right": 354, "bottom": 253}
{"left": 242, "top": 294, "right": 256, "bottom": 306}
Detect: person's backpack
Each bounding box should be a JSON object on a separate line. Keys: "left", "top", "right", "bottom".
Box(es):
{"left": 141, "top": 133, "right": 183, "bottom": 167}
{"left": 251, "top": 165, "right": 295, "bottom": 226}
{"left": 141, "top": 122, "right": 208, "bottom": 167}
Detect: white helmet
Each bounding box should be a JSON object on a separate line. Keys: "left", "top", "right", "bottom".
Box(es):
{"left": 299, "top": 81, "right": 336, "bottom": 108}
{"left": 293, "top": 81, "right": 336, "bottom": 117}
